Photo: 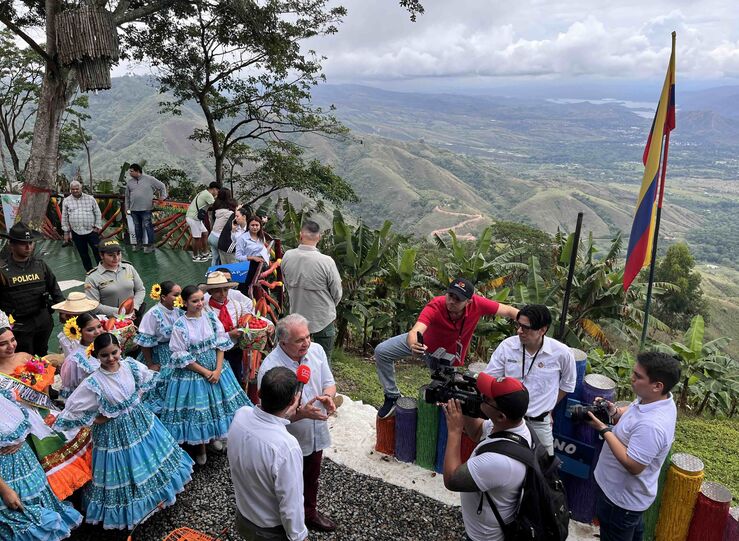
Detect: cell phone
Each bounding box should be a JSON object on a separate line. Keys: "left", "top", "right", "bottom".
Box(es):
{"left": 416, "top": 331, "right": 424, "bottom": 345}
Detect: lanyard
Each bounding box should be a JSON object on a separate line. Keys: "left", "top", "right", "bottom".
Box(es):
{"left": 521, "top": 341, "right": 544, "bottom": 382}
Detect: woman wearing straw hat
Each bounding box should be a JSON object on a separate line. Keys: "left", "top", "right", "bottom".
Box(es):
{"left": 52, "top": 292, "right": 100, "bottom": 357}
{"left": 160, "top": 282, "right": 252, "bottom": 465}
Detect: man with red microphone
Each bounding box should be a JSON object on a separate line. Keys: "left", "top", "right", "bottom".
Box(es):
{"left": 258, "top": 314, "right": 338, "bottom": 533}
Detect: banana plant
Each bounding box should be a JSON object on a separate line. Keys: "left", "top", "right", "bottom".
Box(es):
{"left": 654, "top": 315, "right": 731, "bottom": 410}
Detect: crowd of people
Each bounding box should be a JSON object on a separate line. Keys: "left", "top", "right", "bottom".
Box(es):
{"left": 0, "top": 167, "right": 681, "bottom": 541}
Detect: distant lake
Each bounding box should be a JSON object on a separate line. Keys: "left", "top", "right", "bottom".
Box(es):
{"left": 547, "top": 98, "right": 656, "bottom": 119}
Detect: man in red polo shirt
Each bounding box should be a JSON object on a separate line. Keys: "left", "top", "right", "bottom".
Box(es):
{"left": 374, "top": 277, "right": 518, "bottom": 418}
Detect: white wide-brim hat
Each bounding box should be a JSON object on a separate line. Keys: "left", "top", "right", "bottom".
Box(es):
{"left": 51, "top": 291, "right": 100, "bottom": 313}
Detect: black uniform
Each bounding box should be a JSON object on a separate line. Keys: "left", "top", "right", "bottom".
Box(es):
{"left": 0, "top": 255, "right": 64, "bottom": 356}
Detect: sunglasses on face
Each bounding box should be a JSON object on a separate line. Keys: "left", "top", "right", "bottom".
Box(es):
{"left": 514, "top": 321, "right": 536, "bottom": 331}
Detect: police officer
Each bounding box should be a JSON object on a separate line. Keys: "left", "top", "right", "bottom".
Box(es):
{"left": 0, "top": 223, "right": 64, "bottom": 355}
{"left": 84, "top": 239, "right": 145, "bottom": 319}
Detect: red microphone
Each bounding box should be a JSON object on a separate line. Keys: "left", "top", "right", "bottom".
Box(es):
{"left": 296, "top": 364, "right": 311, "bottom": 397}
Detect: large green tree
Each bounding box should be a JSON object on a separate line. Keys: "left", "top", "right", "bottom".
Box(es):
{"left": 124, "top": 0, "right": 352, "bottom": 203}
{"left": 652, "top": 242, "right": 708, "bottom": 331}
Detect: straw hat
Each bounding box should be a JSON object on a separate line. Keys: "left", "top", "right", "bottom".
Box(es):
{"left": 51, "top": 291, "right": 100, "bottom": 314}
{"left": 199, "top": 271, "right": 239, "bottom": 290}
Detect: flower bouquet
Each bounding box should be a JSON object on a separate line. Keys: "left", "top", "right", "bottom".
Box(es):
{"left": 12, "top": 356, "right": 54, "bottom": 391}
{"left": 236, "top": 314, "right": 272, "bottom": 352}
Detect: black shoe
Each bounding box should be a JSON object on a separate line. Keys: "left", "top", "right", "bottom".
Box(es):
{"left": 378, "top": 394, "right": 399, "bottom": 418}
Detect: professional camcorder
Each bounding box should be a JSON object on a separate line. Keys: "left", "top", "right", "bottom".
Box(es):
{"left": 567, "top": 398, "right": 611, "bottom": 424}
{"left": 423, "top": 349, "right": 484, "bottom": 418}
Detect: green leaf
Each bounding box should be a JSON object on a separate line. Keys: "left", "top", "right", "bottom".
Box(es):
{"left": 684, "top": 315, "right": 705, "bottom": 354}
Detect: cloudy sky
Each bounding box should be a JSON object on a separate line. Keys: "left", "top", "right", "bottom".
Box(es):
{"left": 306, "top": 0, "right": 739, "bottom": 89}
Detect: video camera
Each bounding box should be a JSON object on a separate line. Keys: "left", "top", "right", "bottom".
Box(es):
{"left": 422, "top": 347, "right": 484, "bottom": 418}
{"left": 567, "top": 398, "right": 610, "bottom": 424}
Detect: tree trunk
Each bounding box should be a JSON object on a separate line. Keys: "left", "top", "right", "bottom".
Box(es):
{"left": 678, "top": 375, "right": 690, "bottom": 411}
{"left": 18, "top": 0, "right": 73, "bottom": 229}
{"left": 696, "top": 391, "right": 711, "bottom": 416}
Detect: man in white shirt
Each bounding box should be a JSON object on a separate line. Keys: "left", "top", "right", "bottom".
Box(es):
{"left": 442, "top": 373, "right": 531, "bottom": 541}
{"left": 587, "top": 352, "right": 680, "bottom": 541}
{"left": 228, "top": 366, "right": 308, "bottom": 541}
{"left": 258, "top": 314, "right": 337, "bottom": 533}
{"left": 484, "top": 304, "right": 576, "bottom": 454}
{"left": 281, "top": 220, "right": 342, "bottom": 360}
{"left": 61, "top": 180, "right": 102, "bottom": 271}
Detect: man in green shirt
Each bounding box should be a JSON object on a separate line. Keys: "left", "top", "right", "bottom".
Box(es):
{"left": 186, "top": 182, "right": 220, "bottom": 262}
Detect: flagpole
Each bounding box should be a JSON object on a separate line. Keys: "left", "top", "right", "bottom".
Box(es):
{"left": 639, "top": 129, "right": 671, "bottom": 349}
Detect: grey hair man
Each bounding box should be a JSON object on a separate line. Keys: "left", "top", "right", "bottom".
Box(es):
{"left": 258, "top": 314, "right": 338, "bottom": 533}
{"left": 228, "top": 366, "right": 308, "bottom": 541}
{"left": 61, "top": 180, "right": 102, "bottom": 271}
{"left": 281, "top": 220, "right": 342, "bottom": 360}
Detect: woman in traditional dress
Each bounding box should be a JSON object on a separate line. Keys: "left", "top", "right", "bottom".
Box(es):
{"left": 0, "top": 327, "right": 92, "bottom": 501}
{"left": 133, "top": 281, "right": 183, "bottom": 413}
{"left": 1, "top": 388, "right": 82, "bottom": 541}
{"left": 51, "top": 292, "right": 100, "bottom": 357}
{"left": 60, "top": 313, "right": 103, "bottom": 399}
{"left": 160, "top": 285, "right": 252, "bottom": 465}
{"left": 53, "top": 333, "right": 194, "bottom": 530}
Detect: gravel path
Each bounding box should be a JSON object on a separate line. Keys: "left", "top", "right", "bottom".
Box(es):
{"left": 69, "top": 453, "right": 466, "bottom": 541}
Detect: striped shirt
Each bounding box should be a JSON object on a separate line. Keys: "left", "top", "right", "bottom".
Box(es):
{"left": 61, "top": 193, "right": 102, "bottom": 235}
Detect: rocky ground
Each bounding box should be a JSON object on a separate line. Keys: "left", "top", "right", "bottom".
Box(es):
{"left": 69, "top": 453, "right": 466, "bottom": 541}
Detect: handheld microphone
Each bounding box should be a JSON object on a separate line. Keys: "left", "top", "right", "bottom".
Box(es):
{"left": 296, "top": 364, "right": 311, "bottom": 397}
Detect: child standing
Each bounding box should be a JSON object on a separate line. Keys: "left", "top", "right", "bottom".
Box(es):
{"left": 134, "top": 281, "right": 184, "bottom": 413}
{"left": 60, "top": 312, "right": 103, "bottom": 399}
{"left": 1, "top": 388, "right": 82, "bottom": 540}
{"left": 53, "top": 333, "right": 194, "bottom": 530}
{"left": 160, "top": 285, "right": 252, "bottom": 465}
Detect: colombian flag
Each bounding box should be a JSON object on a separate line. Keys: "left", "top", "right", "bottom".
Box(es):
{"left": 623, "top": 34, "right": 676, "bottom": 291}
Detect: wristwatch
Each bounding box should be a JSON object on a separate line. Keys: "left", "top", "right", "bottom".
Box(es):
{"left": 599, "top": 427, "right": 612, "bottom": 437}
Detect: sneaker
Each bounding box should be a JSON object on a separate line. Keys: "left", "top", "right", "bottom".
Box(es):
{"left": 132, "top": 244, "right": 141, "bottom": 252}
{"left": 143, "top": 245, "right": 156, "bottom": 254}
{"left": 195, "top": 453, "right": 207, "bottom": 466}
{"left": 377, "top": 394, "right": 398, "bottom": 419}
{"left": 191, "top": 253, "right": 200, "bottom": 262}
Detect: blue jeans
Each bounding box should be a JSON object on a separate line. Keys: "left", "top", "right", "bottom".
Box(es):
{"left": 596, "top": 484, "right": 644, "bottom": 541}
{"left": 130, "top": 210, "right": 154, "bottom": 246}
{"left": 374, "top": 333, "right": 436, "bottom": 397}
{"left": 208, "top": 232, "right": 221, "bottom": 266}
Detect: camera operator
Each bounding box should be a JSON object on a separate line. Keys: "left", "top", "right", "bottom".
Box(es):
{"left": 442, "top": 374, "right": 531, "bottom": 541}
{"left": 484, "top": 304, "right": 575, "bottom": 455}
{"left": 374, "top": 277, "right": 519, "bottom": 418}
{"left": 586, "top": 351, "right": 679, "bottom": 541}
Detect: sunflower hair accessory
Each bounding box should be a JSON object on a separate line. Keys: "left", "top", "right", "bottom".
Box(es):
{"left": 63, "top": 317, "right": 81, "bottom": 341}
{"left": 150, "top": 283, "right": 162, "bottom": 301}
{"left": 85, "top": 343, "right": 95, "bottom": 358}
{"left": 173, "top": 295, "right": 184, "bottom": 308}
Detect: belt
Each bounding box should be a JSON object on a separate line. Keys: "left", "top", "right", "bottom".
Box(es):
{"left": 525, "top": 411, "right": 550, "bottom": 422}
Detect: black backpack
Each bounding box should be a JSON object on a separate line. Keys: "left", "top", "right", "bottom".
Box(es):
{"left": 475, "top": 425, "right": 569, "bottom": 541}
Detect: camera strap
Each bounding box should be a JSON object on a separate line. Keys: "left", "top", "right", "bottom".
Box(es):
{"left": 521, "top": 341, "right": 543, "bottom": 382}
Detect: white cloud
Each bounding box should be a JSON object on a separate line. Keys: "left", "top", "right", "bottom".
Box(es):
{"left": 308, "top": 0, "right": 739, "bottom": 82}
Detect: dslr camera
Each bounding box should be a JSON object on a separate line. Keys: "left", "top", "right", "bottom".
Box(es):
{"left": 422, "top": 348, "right": 483, "bottom": 418}
{"left": 567, "top": 398, "right": 611, "bottom": 424}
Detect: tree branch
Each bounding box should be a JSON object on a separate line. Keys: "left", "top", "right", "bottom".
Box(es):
{"left": 114, "top": 0, "right": 187, "bottom": 25}
{"left": 0, "top": 15, "right": 51, "bottom": 62}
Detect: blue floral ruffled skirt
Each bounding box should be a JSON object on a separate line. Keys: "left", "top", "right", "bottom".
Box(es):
{"left": 139, "top": 342, "right": 175, "bottom": 415}
{"left": 0, "top": 443, "right": 82, "bottom": 541}
{"left": 83, "top": 403, "right": 194, "bottom": 530}
{"left": 159, "top": 348, "right": 252, "bottom": 444}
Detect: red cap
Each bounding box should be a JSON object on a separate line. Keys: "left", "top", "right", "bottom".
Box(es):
{"left": 476, "top": 372, "right": 524, "bottom": 398}
{"left": 296, "top": 364, "right": 311, "bottom": 385}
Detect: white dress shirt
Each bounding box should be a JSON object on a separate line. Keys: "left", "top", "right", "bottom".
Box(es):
{"left": 257, "top": 343, "right": 335, "bottom": 456}
{"left": 227, "top": 406, "right": 308, "bottom": 541}
{"left": 485, "top": 336, "right": 576, "bottom": 417}
{"left": 594, "top": 394, "right": 677, "bottom": 511}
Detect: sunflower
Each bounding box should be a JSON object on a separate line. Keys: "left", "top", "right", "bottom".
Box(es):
{"left": 63, "top": 317, "right": 81, "bottom": 341}
{"left": 85, "top": 343, "right": 95, "bottom": 358}
{"left": 7, "top": 314, "right": 14, "bottom": 328}
{"left": 150, "top": 283, "right": 162, "bottom": 301}
{"left": 173, "top": 295, "right": 184, "bottom": 308}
